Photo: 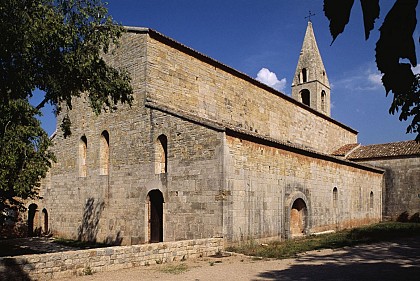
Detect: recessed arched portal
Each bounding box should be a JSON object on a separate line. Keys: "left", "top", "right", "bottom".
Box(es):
{"left": 290, "top": 198, "right": 307, "bottom": 237}
{"left": 147, "top": 190, "right": 164, "bottom": 243}
{"left": 28, "top": 203, "right": 39, "bottom": 237}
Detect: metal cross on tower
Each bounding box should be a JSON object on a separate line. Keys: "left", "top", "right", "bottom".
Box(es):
{"left": 305, "top": 10, "right": 316, "bottom": 22}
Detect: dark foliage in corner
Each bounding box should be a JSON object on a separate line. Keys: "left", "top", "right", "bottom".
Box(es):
{"left": 324, "top": 0, "right": 419, "bottom": 141}
{"left": 0, "top": 0, "right": 133, "bottom": 219}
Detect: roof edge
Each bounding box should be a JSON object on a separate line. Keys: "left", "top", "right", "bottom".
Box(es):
{"left": 125, "top": 26, "right": 358, "bottom": 135}
{"left": 146, "top": 100, "right": 383, "bottom": 174}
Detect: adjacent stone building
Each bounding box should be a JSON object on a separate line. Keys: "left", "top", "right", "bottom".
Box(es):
{"left": 333, "top": 141, "right": 420, "bottom": 222}
{"left": 30, "top": 22, "right": 388, "bottom": 245}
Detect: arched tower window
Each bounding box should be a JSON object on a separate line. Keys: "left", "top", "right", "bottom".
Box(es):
{"left": 321, "top": 90, "right": 326, "bottom": 112}
{"left": 302, "top": 68, "right": 308, "bottom": 83}
{"left": 79, "top": 136, "right": 87, "bottom": 177}
{"left": 333, "top": 187, "right": 338, "bottom": 208}
{"left": 155, "top": 134, "right": 167, "bottom": 174}
{"left": 100, "top": 131, "right": 110, "bottom": 175}
{"left": 300, "top": 89, "right": 310, "bottom": 106}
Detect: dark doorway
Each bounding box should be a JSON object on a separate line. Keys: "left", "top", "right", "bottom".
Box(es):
{"left": 28, "top": 204, "right": 38, "bottom": 236}
{"left": 148, "top": 190, "right": 164, "bottom": 243}
{"left": 290, "top": 198, "right": 307, "bottom": 237}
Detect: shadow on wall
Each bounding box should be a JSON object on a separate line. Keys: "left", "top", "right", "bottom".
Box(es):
{"left": 104, "top": 231, "right": 123, "bottom": 246}
{"left": 0, "top": 257, "right": 33, "bottom": 281}
{"left": 77, "top": 198, "right": 105, "bottom": 242}
{"left": 77, "top": 198, "right": 123, "bottom": 245}
{"left": 397, "top": 211, "right": 420, "bottom": 223}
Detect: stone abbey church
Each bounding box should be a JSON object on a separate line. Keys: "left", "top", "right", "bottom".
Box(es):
{"left": 30, "top": 22, "right": 419, "bottom": 245}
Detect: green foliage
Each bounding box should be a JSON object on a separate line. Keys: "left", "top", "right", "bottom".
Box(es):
{"left": 0, "top": 0, "right": 133, "bottom": 115}
{"left": 0, "top": 0, "right": 133, "bottom": 217}
{"left": 324, "top": 0, "right": 420, "bottom": 141}
{"left": 228, "top": 222, "right": 420, "bottom": 259}
{"left": 0, "top": 99, "right": 55, "bottom": 212}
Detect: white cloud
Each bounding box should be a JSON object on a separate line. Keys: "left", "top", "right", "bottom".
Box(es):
{"left": 255, "top": 68, "right": 287, "bottom": 92}
{"left": 332, "top": 66, "right": 384, "bottom": 92}
{"left": 368, "top": 73, "right": 382, "bottom": 86}
{"left": 413, "top": 64, "right": 420, "bottom": 74}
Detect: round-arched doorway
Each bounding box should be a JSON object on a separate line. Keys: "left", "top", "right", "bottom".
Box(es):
{"left": 290, "top": 198, "right": 307, "bottom": 237}
{"left": 147, "top": 190, "right": 164, "bottom": 243}
{"left": 28, "top": 203, "right": 38, "bottom": 236}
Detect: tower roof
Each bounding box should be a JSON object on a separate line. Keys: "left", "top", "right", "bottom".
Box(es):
{"left": 292, "top": 21, "right": 329, "bottom": 87}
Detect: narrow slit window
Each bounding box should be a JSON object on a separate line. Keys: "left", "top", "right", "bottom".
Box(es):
{"left": 369, "top": 191, "right": 374, "bottom": 209}
{"left": 333, "top": 187, "right": 338, "bottom": 208}
{"left": 321, "top": 90, "right": 326, "bottom": 112}
{"left": 302, "top": 68, "right": 308, "bottom": 82}
{"left": 155, "top": 134, "right": 167, "bottom": 174}
{"left": 79, "top": 136, "right": 87, "bottom": 177}
{"left": 100, "top": 131, "right": 110, "bottom": 175}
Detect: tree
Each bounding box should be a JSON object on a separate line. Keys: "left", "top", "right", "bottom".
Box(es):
{"left": 0, "top": 0, "right": 133, "bottom": 221}
{"left": 324, "top": 0, "right": 420, "bottom": 141}
{"left": 0, "top": 100, "right": 54, "bottom": 220}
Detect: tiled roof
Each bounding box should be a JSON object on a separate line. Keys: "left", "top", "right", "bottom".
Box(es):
{"left": 347, "top": 140, "right": 420, "bottom": 160}
{"left": 331, "top": 143, "right": 360, "bottom": 157}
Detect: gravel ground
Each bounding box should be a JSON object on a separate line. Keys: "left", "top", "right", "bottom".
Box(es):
{"left": 56, "top": 236, "right": 420, "bottom": 281}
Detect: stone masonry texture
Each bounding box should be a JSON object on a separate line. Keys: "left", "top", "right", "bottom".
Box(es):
{"left": 37, "top": 28, "right": 383, "bottom": 246}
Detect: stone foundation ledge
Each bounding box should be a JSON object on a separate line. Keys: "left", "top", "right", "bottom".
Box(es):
{"left": 0, "top": 238, "right": 223, "bottom": 280}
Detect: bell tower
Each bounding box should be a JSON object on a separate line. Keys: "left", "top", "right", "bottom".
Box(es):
{"left": 291, "top": 21, "right": 330, "bottom": 116}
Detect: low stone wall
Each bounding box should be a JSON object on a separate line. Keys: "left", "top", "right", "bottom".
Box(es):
{"left": 0, "top": 238, "right": 223, "bottom": 280}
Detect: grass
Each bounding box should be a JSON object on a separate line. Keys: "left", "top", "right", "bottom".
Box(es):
{"left": 53, "top": 238, "right": 109, "bottom": 249}
{"left": 159, "top": 263, "right": 189, "bottom": 274}
{"left": 227, "top": 222, "right": 420, "bottom": 259}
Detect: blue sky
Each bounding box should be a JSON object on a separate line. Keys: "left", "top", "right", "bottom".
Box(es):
{"left": 36, "top": 0, "right": 419, "bottom": 145}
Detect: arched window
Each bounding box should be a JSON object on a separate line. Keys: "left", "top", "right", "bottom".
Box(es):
{"left": 302, "top": 68, "right": 308, "bottom": 82}
{"left": 42, "top": 208, "right": 49, "bottom": 234}
{"left": 300, "top": 89, "right": 310, "bottom": 106}
{"left": 333, "top": 187, "right": 338, "bottom": 208}
{"left": 369, "top": 191, "right": 374, "bottom": 209}
{"left": 155, "top": 134, "right": 167, "bottom": 174}
{"left": 100, "top": 131, "right": 110, "bottom": 175}
{"left": 79, "top": 136, "right": 87, "bottom": 177}
{"left": 321, "top": 90, "right": 326, "bottom": 112}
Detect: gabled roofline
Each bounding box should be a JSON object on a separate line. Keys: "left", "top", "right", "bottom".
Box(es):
{"left": 124, "top": 26, "right": 358, "bottom": 135}
{"left": 145, "top": 100, "right": 383, "bottom": 174}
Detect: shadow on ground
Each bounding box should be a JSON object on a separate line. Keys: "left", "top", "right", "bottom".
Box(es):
{"left": 0, "top": 257, "right": 33, "bottom": 281}
{"left": 254, "top": 237, "right": 420, "bottom": 281}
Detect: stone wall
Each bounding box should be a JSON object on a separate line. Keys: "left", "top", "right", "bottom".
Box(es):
{"left": 41, "top": 105, "right": 225, "bottom": 244}
{"left": 37, "top": 28, "right": 382, "bottom": 245}
{"left": 0, "top": 238, "right": 223, "bottom": 281}
{"left": 144, "top": 30, "right": 357, "bottom": 154}
{"left": 223, "top": 134, "right": 383, "bottom": 242}
{"left": 356, "top": 157, "right": 420, "bottom": 221}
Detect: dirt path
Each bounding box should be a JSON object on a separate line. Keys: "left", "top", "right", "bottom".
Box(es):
{"left": 57, "top": 236, "right": 420, "bottom": 281}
